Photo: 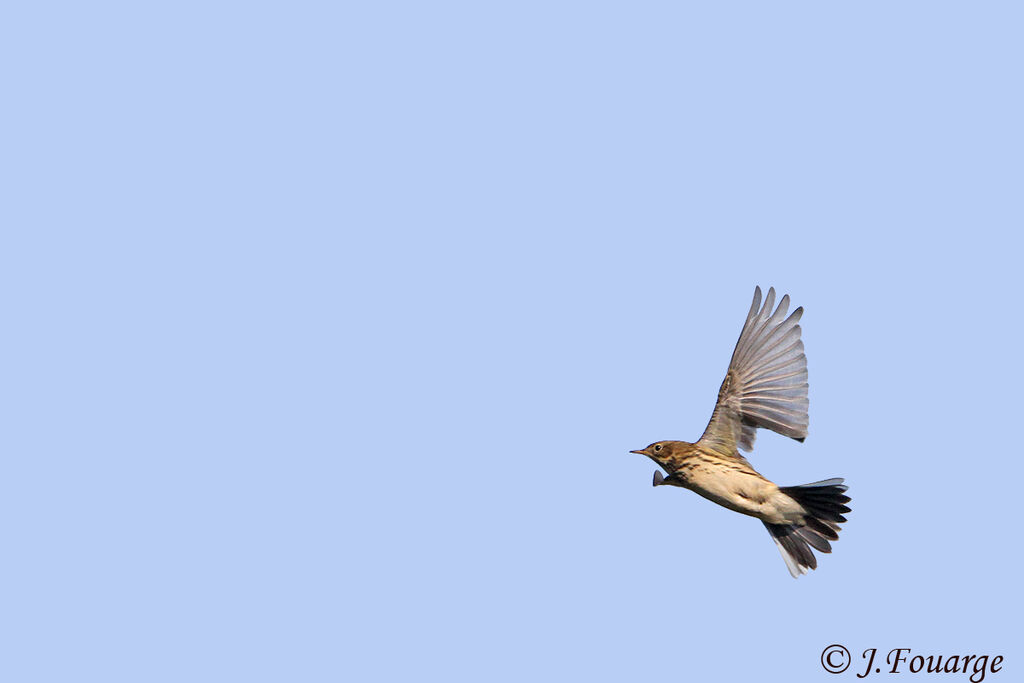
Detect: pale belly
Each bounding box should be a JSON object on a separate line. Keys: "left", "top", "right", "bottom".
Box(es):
{"left": 682, "top": 469, "right": 804, "bottom": 524}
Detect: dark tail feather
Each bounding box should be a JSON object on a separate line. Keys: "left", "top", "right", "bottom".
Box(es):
{"left": 764, "top": 522, "right": 817, "bottom": 576}
{"left": 764, "top": 478, "right": 851, "bottom": 578}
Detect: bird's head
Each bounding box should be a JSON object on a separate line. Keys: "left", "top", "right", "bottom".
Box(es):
{"left": 630, "top": 441, "right": 677, "bottom": 467}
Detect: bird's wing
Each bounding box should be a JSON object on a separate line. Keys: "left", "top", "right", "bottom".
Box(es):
{"left": 697, "top": 286, "right": 808, "bottom": 456}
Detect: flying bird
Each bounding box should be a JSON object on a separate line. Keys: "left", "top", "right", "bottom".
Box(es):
{"left": 631, "top": 286, "right": 850, "bottom": 577}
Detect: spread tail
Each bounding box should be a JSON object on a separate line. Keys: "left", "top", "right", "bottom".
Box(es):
{"left": 763, "top": 478, "right": 851, "bottom": 578}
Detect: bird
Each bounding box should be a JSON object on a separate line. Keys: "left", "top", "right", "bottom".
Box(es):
{"left": 630, "top": 286, "right": 850, "bottom": 577}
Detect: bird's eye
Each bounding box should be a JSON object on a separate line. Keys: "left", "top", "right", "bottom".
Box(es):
{"left": 654, "top": 444, "right": 662, "bottom": 452}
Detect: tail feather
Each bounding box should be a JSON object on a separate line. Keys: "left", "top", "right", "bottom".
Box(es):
{"left": 764, "top": 478, "right": 851, "bottom": 578}
{"left": 804, "top": 515, "right": 840, "bottom": 540}
{"left": 765, "top": 523, "right": 817, "bottom": 576}
{"left": 796, "top": 526, "right": 832, "bottom": 553}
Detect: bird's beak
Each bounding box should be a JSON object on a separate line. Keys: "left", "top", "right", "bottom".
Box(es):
{"left": 630, "top": 449, "right": 646, "bottom": 455}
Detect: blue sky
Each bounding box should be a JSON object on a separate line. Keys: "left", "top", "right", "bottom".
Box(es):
{"left": 4, "top": 2, "right": 1022, "bottom": 681}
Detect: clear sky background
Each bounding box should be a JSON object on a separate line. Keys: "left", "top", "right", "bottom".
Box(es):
{"left": 3, "top": 2, "right": 1022, "bottom": 682}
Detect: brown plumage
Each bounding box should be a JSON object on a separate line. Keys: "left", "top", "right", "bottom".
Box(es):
{"left": 631, "top": 287, "right": 850, "bottom": 577}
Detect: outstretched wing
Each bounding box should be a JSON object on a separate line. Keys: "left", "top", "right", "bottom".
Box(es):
{"left": 698, "top": 286, "right": 809, "bottom": 456}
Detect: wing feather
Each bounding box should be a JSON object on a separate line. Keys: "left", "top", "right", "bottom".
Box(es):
{"left": 698, "top": 286, "right": 809, "bottom": 456}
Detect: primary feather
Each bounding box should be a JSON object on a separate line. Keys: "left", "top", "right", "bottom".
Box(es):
{"left": 698, "top": 286, "right": 809, "bottom": 456}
